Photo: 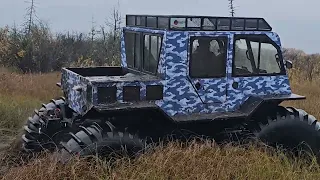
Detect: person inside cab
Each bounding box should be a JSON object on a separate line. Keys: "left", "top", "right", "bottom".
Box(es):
{"left": 191, "top": 38, "right": 226, "bottom": 77}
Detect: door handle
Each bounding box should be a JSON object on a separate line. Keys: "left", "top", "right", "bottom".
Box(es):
{"left": 195, "top": 82, "right": 202, "bottom": 90}
{"left": 232, "top": 81, "right": 239, "bottom": 89}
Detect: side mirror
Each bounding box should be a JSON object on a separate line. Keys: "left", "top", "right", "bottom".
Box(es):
{"left": 285, "top": 60, "right": 293, "bottom": 69}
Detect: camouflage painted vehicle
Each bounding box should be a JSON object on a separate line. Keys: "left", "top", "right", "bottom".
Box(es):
{"left": 21, "top": 15, "right": 320, "bottom": 161}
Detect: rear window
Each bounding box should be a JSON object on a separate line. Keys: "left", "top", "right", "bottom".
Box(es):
{"left": 124, "top": 30, "right": 163, "bottom": 75}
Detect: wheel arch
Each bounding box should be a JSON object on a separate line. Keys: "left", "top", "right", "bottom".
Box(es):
{"left": 80, "top": 103, "right": 177, "bottom": 139}
{"left": 240, "top": 93, "right": 306, "bottom": 121}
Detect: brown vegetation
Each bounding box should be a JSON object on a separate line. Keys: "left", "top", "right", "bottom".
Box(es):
{"left": 2, "top": 141, "right": 320, "bottom": 180}
{"left": 0, "top": 67, "right": 61, "bottom": 137}
{"left": 0, "top": 66, "right": 320, "bottom": 179}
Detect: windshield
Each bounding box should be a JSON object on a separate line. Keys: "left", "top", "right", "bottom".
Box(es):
{"left": 233, "top": 34, "right": 285, "bottom": 76}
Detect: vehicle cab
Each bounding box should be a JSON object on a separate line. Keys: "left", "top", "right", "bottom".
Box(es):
{"left": 121, "top": 15, "right": 295, "bottom": 118}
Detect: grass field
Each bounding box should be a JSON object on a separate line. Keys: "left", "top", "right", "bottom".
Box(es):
{"left": 1, "top": 68, "right": 320, "bottom": 179}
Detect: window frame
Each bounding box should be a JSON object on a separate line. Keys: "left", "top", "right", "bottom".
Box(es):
{"left": 232, "top": 34, "right": 287, "bottom": 77}
{"left": 124, "top": 30, "right": 163, "bottom": 76}
{"left": 189, "top": 35, "right": 228, "bottom": 78}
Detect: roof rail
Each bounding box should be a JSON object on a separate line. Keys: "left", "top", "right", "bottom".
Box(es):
{"left": 126, "top": 15, "right": 272, "bottom": 31}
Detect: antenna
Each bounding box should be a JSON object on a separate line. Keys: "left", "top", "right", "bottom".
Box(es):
{"left": 228, "top": 0, "right": 236, "bottom": 17}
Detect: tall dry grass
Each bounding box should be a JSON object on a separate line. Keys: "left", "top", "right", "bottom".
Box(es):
{"left": 282, "top": 72, "right": 320, "bottom": 118}
{"left": 0, "top": 67, "right": 61, "bottom": 137}
{"left": 2, "top": 141, "right": 320, "bottom": 180}
{"left": 1, "top": 68, "right": 320, "bottom": 179}
{"left": 0, "top": 67, "right": 62, "bottom": 100}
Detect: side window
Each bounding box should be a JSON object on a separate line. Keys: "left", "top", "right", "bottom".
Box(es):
{"left": 234, "top": 39, "right": 254, "bottom": 72}
{"left": 135, "top": 33, "right": 142, "bottom": 69}
{"left": 124, "top": 31, "right": 162, "bottom": 75}
{"left": 143, "top": 34, "right": 162, "bottom": 74}
{"left": 233, "top": 35, "right": 284, "bottom": 76}
{"left": 124, "top": 32, "right": 135, "bottom": 67}
{"left": 190, "top": 36, "right": 227, "bottom": 78}
{"left": 124, "top": 31, "right": 141, "bottom": 69}
{"left": 260, "top": 43, "right": 283, "bottom": 73}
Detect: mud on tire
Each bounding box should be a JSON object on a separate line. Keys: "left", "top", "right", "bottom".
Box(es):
{"left": 251, "top": 106, "right": 320, "bottom": 162}
{"left": 22, "top": 97, "right": 71, "bottom": 152}
{"left": 58, "top": 121, "right": 145, "bottom": 162}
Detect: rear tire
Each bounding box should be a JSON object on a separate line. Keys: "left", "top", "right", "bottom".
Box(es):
{"left": 251, "top": 106, "right": 320, "bottom": 162}
{"left": 58, "top": 121, "right": 145, "bottom": 162}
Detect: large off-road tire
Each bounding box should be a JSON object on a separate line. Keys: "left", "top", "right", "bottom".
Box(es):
{"left": 58, "top": 121, "right": 145, "bottom": 162}
{"left": 22, "top": 97, "right": 71, "bottom": 152}
{"left": 251, "top": 106, "right": 320, "bottom": 162}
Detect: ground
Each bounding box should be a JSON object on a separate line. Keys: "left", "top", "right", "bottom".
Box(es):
{"left": 0, "top": 68, "right": 320, "bottom": 179}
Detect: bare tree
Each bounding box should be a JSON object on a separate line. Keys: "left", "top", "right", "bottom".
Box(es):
{"left": 228, "top": 0, "right": 236, "bottom": 17}
{"left": 106, "top": 0, "right": 123, "bottom": 41}
{"left": 19, "top": 0, "right": 40, "bottom": 73}
{"left": 90, "top": 16, "right": 97, "bottom": 43}
{"left": 282, "top": 48, "right": 305, "bottom": 62}
{"left": 100, "top": 25, "right": 106, "bottom": 43}
{"left": 104, "top": 0, "right": 123, "bottom": 64}
{"left": 24, "top": 0, "right": 39, "bottom": 36}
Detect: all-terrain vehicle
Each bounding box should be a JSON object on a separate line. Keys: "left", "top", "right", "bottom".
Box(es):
{"left": 21, "top": 15, "right": 320, "bottom": 161}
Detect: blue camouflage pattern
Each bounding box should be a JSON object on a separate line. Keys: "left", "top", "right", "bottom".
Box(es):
{"left": 120, "top": 30, "right": 127, "bottom": 68}
{"left": 61, "top": 69, "right": 93, "bottom": 115}
{"left": 89, "top": 79, "right": 163, "bottom": 104}
{"left": 61, "top": 26, "right": 292, "bottom": 117}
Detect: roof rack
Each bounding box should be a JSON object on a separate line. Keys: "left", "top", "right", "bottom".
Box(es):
{"left": 126, "top": 15, "right": 272, "bottom": 31}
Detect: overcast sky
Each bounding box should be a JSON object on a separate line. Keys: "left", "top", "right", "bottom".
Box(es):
{"left": 0, "top": 0, "right": 319, "bottom": 54}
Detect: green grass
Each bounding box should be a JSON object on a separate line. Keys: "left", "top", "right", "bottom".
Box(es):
{"left": 0, "top": 95, "right": 41, "bottom": 136}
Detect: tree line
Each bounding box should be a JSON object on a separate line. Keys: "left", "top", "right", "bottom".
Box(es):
{"left": 283, "top": 48, "right": 320, "bottom": 81}
{"left": 1, "top": 22, "right": 320, "bottom": 81}
{"left": 0, "top": 0, "right": 123, "bottom": 73}
{"left": 0, "top": 21, "right": 121, "bottom": 73}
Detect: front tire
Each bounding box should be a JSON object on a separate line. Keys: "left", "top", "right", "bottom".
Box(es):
{"left": 58, "top": 121, "right": 145, "bottom": 162}
{"left": 251, "top": 106, "right": 320, "bottom": 162}
{"left": 21, "top": 97, "right": 71, "bottom": 152}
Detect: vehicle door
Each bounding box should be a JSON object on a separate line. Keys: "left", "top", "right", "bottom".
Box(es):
{"left": 227, "top": 33, "right": 289, "bottom": 109}
{"left": 188, "top": 35, "right": 229, "bottom": 109}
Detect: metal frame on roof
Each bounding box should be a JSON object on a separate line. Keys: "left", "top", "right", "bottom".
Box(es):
{"left": 125, "top": 14, "right": 272, "bottom": 31}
